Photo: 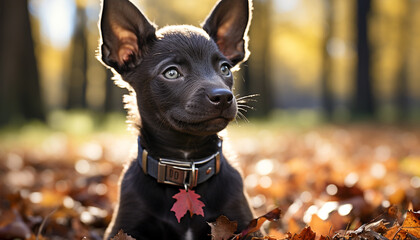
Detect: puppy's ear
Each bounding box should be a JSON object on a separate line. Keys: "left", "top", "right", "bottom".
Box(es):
{"left": 99, "top": 0, "right": 156, "bottom": 74}
{"left": 203, "top": 0, "right": 252, "bottom": 66}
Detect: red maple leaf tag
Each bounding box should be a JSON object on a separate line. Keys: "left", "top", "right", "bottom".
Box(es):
{"left": 170, "top": 189, "right": 205, "bottom": 223}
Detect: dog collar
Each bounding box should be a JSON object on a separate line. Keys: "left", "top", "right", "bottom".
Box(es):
{"left": 137, "top": 137, "right": 222, "bottom": 189}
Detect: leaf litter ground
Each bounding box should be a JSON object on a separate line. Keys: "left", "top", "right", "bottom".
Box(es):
{"left": 1, "top": 124, "right": 420, "bottom": 239}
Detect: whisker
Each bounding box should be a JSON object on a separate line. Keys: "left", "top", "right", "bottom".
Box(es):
{"left": 236, "top": 94, "right": 260, "bottom": 101}
{"left": 235, "top": 113, "right": 244, "bottom": 122}
{"left": 238, "top": 99, "right": 258, "bottom": 104}
{"left": 238, "top": 108, "right": 248, "bottom": 113}
{"left": 237, "top": 106, "right": 249, "bottom": 112}
{"left": 237, "top": 104, "right": 254, "bottom": 110}
{"left": 236, "top": 111, "right": 249, "bottom": 123}
{"left": 233, "top": 94, "right": 259, "bottom": 123}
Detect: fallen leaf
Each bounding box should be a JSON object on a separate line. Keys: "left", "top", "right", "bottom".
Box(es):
{"left": 309, "top": 214, "right": 332, "bottom": 237}
{"left": 288, "top": 218, "right": 302, "bottom": 235}
{"left": 170, "top": 189, "right": 205, "bottom": 223}
{"left": 384, "top": 223, "right": 403, "bottom": 239}
{"left": 291, "top": 226, "right": 316, "bottom": 240}
{"left": 401, "top": 210, "right": 420, "bottom": 238}
{"left": 332, "top": 220, "right": 389, "bottom": 240}
{"left": 111, "top": 229, "right": 136, "bottom": 240}
{"left": 233, "top": 207, "right": 282, "bottom": 240}
{"left": 208, "top": 215, "right": 238, "bottom": 240}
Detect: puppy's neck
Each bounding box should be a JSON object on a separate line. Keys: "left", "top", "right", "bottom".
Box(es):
{"left": 139, "top": 123, "right": 221, "bottom": 161}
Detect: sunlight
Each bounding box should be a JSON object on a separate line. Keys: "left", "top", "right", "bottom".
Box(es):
{"left": 63, "top": 196, "right": 75, "bottom": 209}
{"left": 370, "top": 163, "right": 387, "bottom": 179}
{"left": 31, "top": 0, "right": 76, "bottom": 49}
{"left": 75, "top": 159, "right": 91, "bottom": 175}
{"left": 80, "top": 211, "right": 94, "bottom": 224}
{"left": 344, "top": 172, "right": 359, "bottom": 187}
{"left": 79, "top": 141, "right": 103, "bottom": 161}
{"left": 303, "top": 205, "right": 318, "bottom": 223}
{"left": 244, "top": 174, "right": 259, "bottom": 189}
{"left": 326, "top": 184, "right": 338, "bottom": 196}
{"left": 274, "top": 0, "right": 300, "bottom": 13}
{"left": 251, "top": 194, "right": 267, "bottom": 209}
{"left": 259, "top": 176, "right": 273, "bottom": 188}
{"left": 338, "top": 204, "right": 353, "bottom": 216}
{"left": 29, "top": 192, "right": 43, "bottom": 204}
{"left": 256, "top": 159, "right": 274, "bottom": 175}
{"left": 410, "top": 176, "right": 420, "bottom": 188}
{"left": 317, "top": 201, "right": 338, "bottom": 220}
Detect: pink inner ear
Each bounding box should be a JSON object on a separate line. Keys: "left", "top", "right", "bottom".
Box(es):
{"left": 216, "top": 18, "right": 240, "bottom": 59}
{"left": 118, "top": 44, "right": 135, "bottom": 64}
{"left": 111, "top": 24, "right": 139, "bottom": 66}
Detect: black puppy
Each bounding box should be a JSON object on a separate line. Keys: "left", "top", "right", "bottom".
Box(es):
{"left": 98, "top": 0, "right": 255, "bottom": 239}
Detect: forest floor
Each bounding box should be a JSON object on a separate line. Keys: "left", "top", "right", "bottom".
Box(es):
{"left": 1, "top": 115, "right": 420, "bottom": 239}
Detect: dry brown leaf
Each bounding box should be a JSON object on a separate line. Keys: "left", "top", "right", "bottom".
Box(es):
{"left": 290, "top": 226, "right": 316, "bottom": 240}
{"left": 401, "top": 210, "right": 420, "bottom": 238}
{"left": 111, "top": 229, "right": 136, "bottom": 240}
{"left": 332, "top": 220, "right": 389, "bottom": 240}
{"left": 384, "top": 223, "right": 403, "bottom": 239}
{"left": 208, "top": 215, "right": 238, "bottom": 240}
{"left": 318, "top": 235, "right": 330, "bottom": 240}
{"left": 238, "top": 208, "right": 282, "bottom": 238}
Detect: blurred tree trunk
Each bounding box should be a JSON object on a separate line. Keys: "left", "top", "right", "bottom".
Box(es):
{"left": 0, "top": 0, "right": 45, "bottom": 126}
{"left": 353, "top": 0, "right": 375, "bottom": 119}
{"left": 396, "top": 1, "right": 412, "bottom": 121}
{"left": 104, "top": 70, "right": 125, "bottom": 112}
{"left": 66, "top": 6, "right": 88, "bottom": 109}
{"left": 321, "top": 0, "right": 334, "bottom": 120}
{"left": 244, "top": 0, "right": 272, "bottom": 117}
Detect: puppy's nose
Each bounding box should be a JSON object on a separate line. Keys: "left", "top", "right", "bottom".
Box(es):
{"left": 207, "top": 88, "right": 234, "bottom": 108}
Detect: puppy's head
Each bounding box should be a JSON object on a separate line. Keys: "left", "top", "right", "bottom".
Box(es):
{"left": 98, "top": 0, "right": 251, "bottom": 136}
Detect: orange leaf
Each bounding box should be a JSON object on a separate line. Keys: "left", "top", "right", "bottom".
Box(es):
{"left": 384, "top": 223, "right": 403, "bottom": 239}
{"left": 309, "top": 214, "right": 332, "bottom": 237}
{"left": 401, "top": 210, "right": 420, "bottom": 238}
{"left": 233, "top": 207, "right": 282, "bottom": 240}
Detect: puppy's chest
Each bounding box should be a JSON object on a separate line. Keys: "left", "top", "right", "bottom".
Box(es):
{"left": 184, "top": 228, "right": 194, "bottom": 240}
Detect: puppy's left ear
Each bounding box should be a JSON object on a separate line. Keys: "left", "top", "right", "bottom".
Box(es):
{"left": 99, "top": 0, "right": 156, "bottom": 74}
{"left": 203, "top": 0, "right": 252, "bottom": 66}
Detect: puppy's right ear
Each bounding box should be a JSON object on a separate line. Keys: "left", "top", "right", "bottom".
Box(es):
{"left": 99, "top": 0, "right": 156, "bottom": 74}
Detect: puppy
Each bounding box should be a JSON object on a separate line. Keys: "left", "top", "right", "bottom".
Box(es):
{"left": 98, "top": 0, "right": 255, "bottom": 239}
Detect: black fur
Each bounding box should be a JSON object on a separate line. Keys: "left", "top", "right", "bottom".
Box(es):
{"left": 98, "top": 0, "right": 254, "bottom": 239}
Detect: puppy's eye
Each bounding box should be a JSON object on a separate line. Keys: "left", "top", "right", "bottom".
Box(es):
{"left": 220, "top": 64, "right": 231, "bottom": 77}
{"left": 163, "top": 68, "right": 181, "bottom": 79}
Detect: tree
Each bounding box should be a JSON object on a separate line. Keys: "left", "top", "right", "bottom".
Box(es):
{"left": 66, "top": 5, "right": 88, "bottom": 109}
{"left": 321, "top": 0, "right": 335, "bottom": 120}
{"left": 0, "top": 0, "right": 45, "bottom": 125}
{"left": 353, "top": 0, "right": 375, "bottom": 119}
{"left": 242, "top": 0, "right": 273, "bottom": 117}
{"left": 395, "top": 1, "right": 412, "bottom": 122}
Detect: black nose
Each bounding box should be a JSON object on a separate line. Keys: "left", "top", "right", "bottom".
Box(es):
{"left": 207, "top": 88, "right": 234, "bottom": 108}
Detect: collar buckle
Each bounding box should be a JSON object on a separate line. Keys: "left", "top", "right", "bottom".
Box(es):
{"left": 157, "top": 159, "right": 199, "bottom": 188}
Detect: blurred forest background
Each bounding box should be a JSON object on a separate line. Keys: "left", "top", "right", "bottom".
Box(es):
{"left": 1, "top": 0, "right": 420, "bottom": 127}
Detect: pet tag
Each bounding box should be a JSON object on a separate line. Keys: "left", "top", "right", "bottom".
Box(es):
{"left": 170, "top": 189, "right": 205, "bottom": 223}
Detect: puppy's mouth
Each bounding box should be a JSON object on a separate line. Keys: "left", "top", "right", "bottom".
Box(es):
{"left": 168, "top": 114, "right": 234, "bottom": 135}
